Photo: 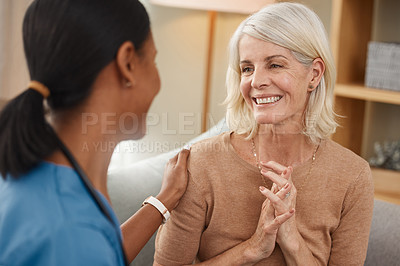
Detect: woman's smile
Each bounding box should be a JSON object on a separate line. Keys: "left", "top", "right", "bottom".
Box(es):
{"left": 253, "top": 95, "right": 283, "bottom": 105}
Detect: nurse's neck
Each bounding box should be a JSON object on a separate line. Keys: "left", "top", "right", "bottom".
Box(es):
{"left": 46, "top": 104, "right": 118, "bottom": 203}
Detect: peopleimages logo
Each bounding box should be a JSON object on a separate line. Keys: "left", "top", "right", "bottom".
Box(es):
{"left": 79, "top": 112, "right": 319, "bottom": 153}
{"left": 79, "top": 111, "right": 228, "bottom": 154}
{"left": 81, "top": 140, "right": 231, "bottom": 154}
{"left": 81, "top": 140, "right": 185, "bottom": 153}
{"left": 81, "top": 112, "right": 222, "bottom": 136}
{"left": 80, "top": 112, "right": 318, "bottom": 136}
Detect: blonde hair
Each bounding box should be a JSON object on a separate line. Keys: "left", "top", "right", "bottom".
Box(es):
{"left": 224, "top": 2, "right": 337, "bottom": 143}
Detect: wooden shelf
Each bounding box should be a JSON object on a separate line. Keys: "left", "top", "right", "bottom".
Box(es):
{"left": 335, "top": 84, "right": 400, "bottom": 105}
{"left": 331, "top": 0, "right": 400, "bottom": 205}
{"left": 372, "top": 167, "right": 400, "bottom": 205}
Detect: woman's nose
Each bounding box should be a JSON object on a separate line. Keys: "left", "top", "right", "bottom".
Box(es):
{"left": 251, "top": 67, "right": 271, "bottom": 89}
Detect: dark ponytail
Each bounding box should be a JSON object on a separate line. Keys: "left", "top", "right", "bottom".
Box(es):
{"left": 0, "top": 90, "right": 56, "bottom": 178}
{"left": 0, "top": 0, "right": 150, "bottom": 178}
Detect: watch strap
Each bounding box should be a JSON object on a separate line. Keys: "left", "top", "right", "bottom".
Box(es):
{"left": 142, "top": 196, "right": 170, "bottom": 224}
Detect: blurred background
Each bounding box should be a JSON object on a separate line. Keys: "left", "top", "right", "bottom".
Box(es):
{"left": 0, "top": 0, "right": 399, "bottom": 173}
{"left": 0, "top": 0, "right": 332, "bottom": 161}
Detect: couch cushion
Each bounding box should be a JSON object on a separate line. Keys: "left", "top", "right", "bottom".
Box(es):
{"left": 365, "top": 199, "right": 400, "bottom": 266}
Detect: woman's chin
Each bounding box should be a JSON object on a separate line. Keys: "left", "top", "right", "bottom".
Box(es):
{"left": 254, "top": 115, "right": 280, "bottom": 125}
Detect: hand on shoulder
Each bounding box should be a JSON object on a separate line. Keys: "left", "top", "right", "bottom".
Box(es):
{"left": 156, "top": 149, "right": 190, "bottom": 211}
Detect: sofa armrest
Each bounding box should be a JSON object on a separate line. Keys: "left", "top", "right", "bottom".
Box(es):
{"left": 365, "top": 199, "right": 400, "bottom": 265}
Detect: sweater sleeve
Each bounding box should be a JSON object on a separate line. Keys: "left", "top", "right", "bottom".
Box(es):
{"left": 154, "top": 170, "right": 208, "bottom": 266}
{"left": 328, "top": 163, "right": 374, "bottom": 266}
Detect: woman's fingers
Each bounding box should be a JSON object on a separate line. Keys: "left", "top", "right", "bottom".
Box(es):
{"left": 258, "top": 188, "right": 295, "bottom": 234}
{"left": 275, "top": 182, "right": 291, "bottom": 200}
{"left": 271, "top": 183, "right": 279, "bottom": 194}
{"left": 261, "top": 161, "right": 293, "bottom": 180}
{"left": 261, "top": 161, "right": 286, "bottom": 174}
{"left": 251, "top": 185, "right": 295, "bottom": 259}
{"left": 270, "top": 209, "right": 295, "bottom": 230}
{"left": 283, "top": 166, "right": 293, "bottom": 183}
{"left": 261, "top": 169, "right": 288, "bottom": 188}
{"left": 259, "top": 186, "right": 290, "bottom": 214}
{"left": 261, "top": 161, "right": 293, "bottom": 189}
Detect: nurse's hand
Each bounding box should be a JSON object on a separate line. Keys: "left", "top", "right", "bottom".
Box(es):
{"left": 156, "top": 148, "right": 190, "bottom": 211}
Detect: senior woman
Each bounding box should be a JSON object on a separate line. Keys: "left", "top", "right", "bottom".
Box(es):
{"left": 154, "top": 2, "right": 374, "bottom": 265}
{"left": 0, "top": 0, "right": 190, "bottom": 265}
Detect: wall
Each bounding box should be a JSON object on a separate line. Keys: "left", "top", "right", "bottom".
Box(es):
{"left": 0, "top": 0, "right": 31, "bottom": 102}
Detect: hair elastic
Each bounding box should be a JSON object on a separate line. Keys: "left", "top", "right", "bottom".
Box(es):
{"left": 28, "top": 81, "right": 50, "bottom": 98}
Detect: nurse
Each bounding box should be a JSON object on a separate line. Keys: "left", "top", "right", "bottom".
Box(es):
{"left": 0, "top": 0, "right": 189, "bottom": 265}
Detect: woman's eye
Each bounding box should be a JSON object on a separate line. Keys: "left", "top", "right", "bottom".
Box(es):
{"left": 241, "top": 67, "right": 254, "bottom": 74}
{"left": 270, "top": 64, "right": 282, "bottom": 69}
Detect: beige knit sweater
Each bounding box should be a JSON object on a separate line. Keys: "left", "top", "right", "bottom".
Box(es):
{"left": 155, "top": 132, "right": 374, "bottom": 265}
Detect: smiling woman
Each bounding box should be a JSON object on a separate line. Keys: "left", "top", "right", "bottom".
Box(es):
{"left": 154, "top": 2, "right": 374, "bottom": 265}
{"left": 226, "top": 4, "right": 337, "bottom": 143}
{"left": 238, "top": 35, "right": 325, "bottom": 128}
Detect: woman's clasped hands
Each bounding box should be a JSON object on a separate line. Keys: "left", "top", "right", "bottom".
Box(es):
{"left": 247, "top": 161, "right": 297, "bottom": 261}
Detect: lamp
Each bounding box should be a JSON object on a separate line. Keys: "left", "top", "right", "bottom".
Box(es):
{"left": 148, "top": 0, "right": 275, "bottom": 132}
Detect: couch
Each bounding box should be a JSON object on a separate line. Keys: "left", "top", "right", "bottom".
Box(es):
{"left": 108, "top": 119, "right": 229, "bottom": 265}
{"left": 107, "top": 120, "right": 400, "bottom": 266}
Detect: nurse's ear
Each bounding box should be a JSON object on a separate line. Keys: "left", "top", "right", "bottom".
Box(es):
{"left": 308, "top": 58, "right": 325, "bottom": 92}
{"left": 115, "top": 41, "right": 137, "bottom": 88}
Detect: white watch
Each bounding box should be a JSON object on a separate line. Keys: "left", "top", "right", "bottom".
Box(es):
{"left": 142, "top": 196, "right": 170, "bottom": 224}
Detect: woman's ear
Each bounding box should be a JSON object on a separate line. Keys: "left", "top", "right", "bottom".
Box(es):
{"left": 308, "top": 58, "right": 325, "bottom": 92}
{"left": 116, "top": 41, "right": 136, "bottom": 88}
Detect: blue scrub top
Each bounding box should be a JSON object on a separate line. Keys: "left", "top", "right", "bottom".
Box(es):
{"left": 0, "top": 162, "right": 126, "bottom": 266}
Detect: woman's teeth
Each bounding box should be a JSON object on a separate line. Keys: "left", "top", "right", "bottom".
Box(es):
{"left": 255, "top": 96, "right": 281, "bottom": 105}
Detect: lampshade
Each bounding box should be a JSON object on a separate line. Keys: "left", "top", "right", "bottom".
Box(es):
{"left": 148, "top": 0, "right": 275, "bottom": 14}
